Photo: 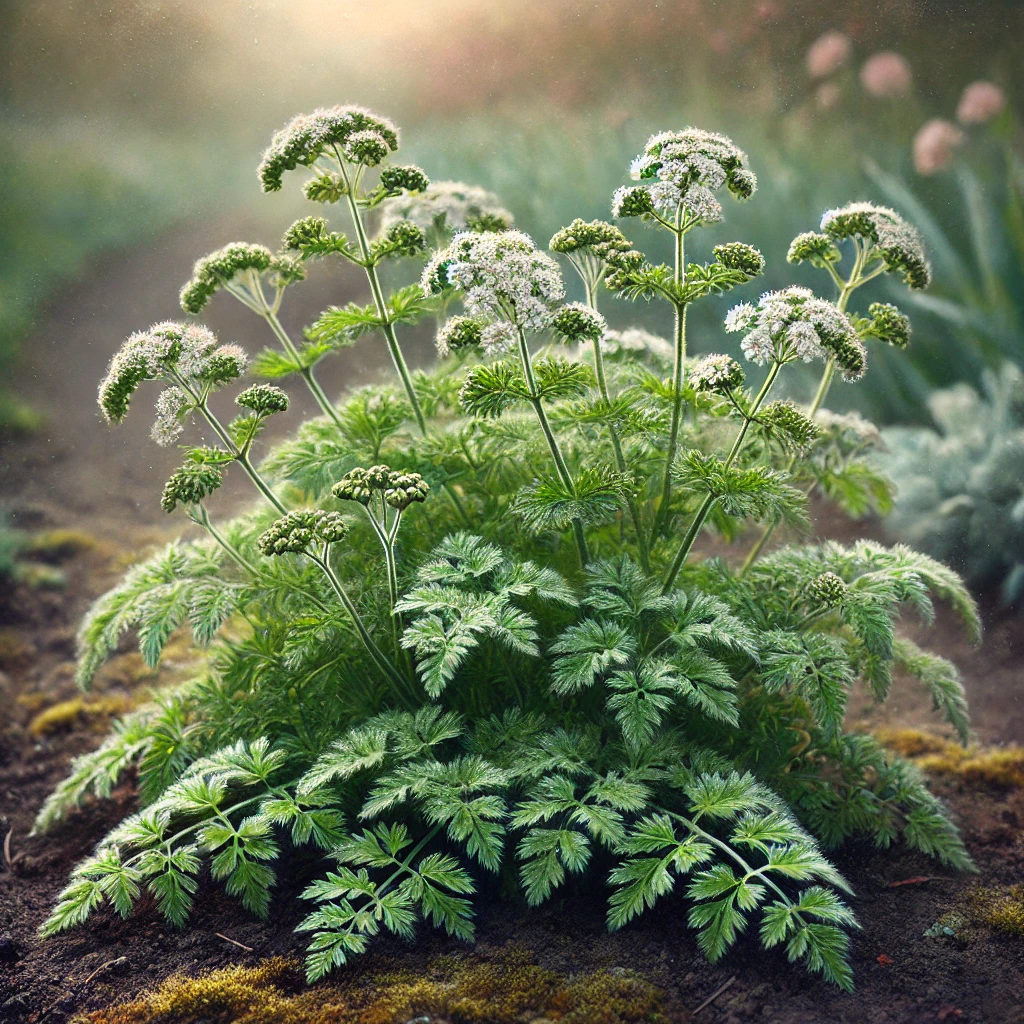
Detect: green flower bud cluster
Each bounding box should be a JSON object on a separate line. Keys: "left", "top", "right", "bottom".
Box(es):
{"left": 160, "top": 461, "right": 224, "bottom": 513}
{"left": 303, "top": 171, "right": 347, "bottom": 204}
{"left": 436, "top": 316, "right": 485, "bottom": 357}
{"left": 551, "top": 302, "right": 606, "bottom": 342}
{"left": 610, "top": 186, "right": 654, "bottom": 219}
{"left": 379, "top": 164, "right": 430, "bottom": 194}
{"left": 865, "top": 302, "right": 911, "bottom": 349}
{"left": 820, "top": 202, "right": 931, "bottom": 290}
{"left": 549, "top": 218, "right": 635, "bottom": 262}
{"left": 257, "top": 509, "right": 348, "bottom": 555}
{"left": 344, "top": 129, "right": 389, "bottom": 166}
{"left": 466, "top": 212, "right": 514, "bottom": 232}
{"left": 196, "top": 344, "right": 248, "bottom": 385}
{"left": 787, "top": 231, "right": 841, "bottom": 267}
{"left": 332, "top": 465, "right": 429, "bottom": 510}
{"left": 691, "top": 353, "right": 745, "bottom": 394}
{"left": 759, "top": 400, "right": 821, "bottom": 454}
{"left": 371, "top": 220, "right": 426, "bottom": 261}
{"left": 236, "top": 384, "right": 289, "bottom": 417}
{"left": 808, "top": 571, "right": 848, "bottom": 607}
{"left": 179, "top": 243, "right": 273, "bottom": 314}
{"left": 258, "top": 106, "right": 399, "bottom": 192}
{"left": 713, "top": 242, "right": 766, "bottom": 277}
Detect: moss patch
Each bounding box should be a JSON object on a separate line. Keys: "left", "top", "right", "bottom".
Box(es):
{"left": 29, "top": 695, "right": 132, "bottom": 737}
{"left": 876, "top": 728, "right": 1024, "bottom": 788}
{"left": 78, "top": 947, "right": 662, "bottom": 1024}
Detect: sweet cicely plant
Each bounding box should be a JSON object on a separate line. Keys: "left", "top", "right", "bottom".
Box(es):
{"left": 36, "top": 106, "right": 980, "bottom": 991}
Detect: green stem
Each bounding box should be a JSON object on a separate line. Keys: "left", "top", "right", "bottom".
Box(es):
{"left": 311, "top": 547, "right": 410, "bottom": 700}
{"left": 261, "top": 308, "right": 344, "bottom": 430}
{"left": 516, "top": 327, "right": 589, "bottom": 566}
{"left": 662, "top": 360, "right": 782, "bottom": 593}
{"left": 336, "top": 157, "right": 427, "bottom": 435}
{"left": 583, "top": 281, "right": 650, "bottom": 570}
{"left": 655, "top": 226, "right": 687, "bottom": 540}
{"left": 192, "top": 504, "right": 261, "bottom": 577}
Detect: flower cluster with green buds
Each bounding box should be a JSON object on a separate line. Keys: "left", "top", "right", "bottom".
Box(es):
{"left": 422, "top": 230, "right": 565, "bottom": 335}
{"left": 436, "top": 315, "right": 485, "bottom": 358}
{"left": 726, "top": 287, "right": 866, "bottom": 381}
{"left": 98, "top": 322, "right": 248, "bottom": 443}
{"left": 160, "top": 461, "right": 224, "bottom": 514}
{"left": 551, "top": 302, "right": 607, "bottom": 342}
{"left": 257, "top": 509, "right": 349, "bottom": 555}
{"left": 380, "top": 180, "right": 512, "bottom": 242}
{"left": 808, "top": 571, "right": 848, "bottom": 607}
{"left": 236, "top": 383, "right": 290, "bottom": 417}
{"left": 861, "top": 302, "right": 912, "bottom": 349}
{"left": 759, "top": 400, "right": 821, "bottom": 454}
{"left": 370, "top": 220, "right": 426, "bottom": 262}
{"left": 549, "top": 218, "right": 638, "bottom": 264}
{"left": 618, "top": 127, "right": 757, "bottom": 222}
{"left": 258, "top": 105, "right": 399, "bottom": 192}
{"left": 787, "top": 232, "right": 842, "bottom": 268}
{"left": 691, "top": 353, "right": 745, "bottom": 394}
{"left": 713, "top": 242, "right": 766, "bottom": 277}
{"left": 332, "top": 465, "right": 429, "bottom": 511}
{"left": 179, "top": 243, "right": 303, "bottom": 314}
{"left": 820, "top": 202, "right": 931, "bottom": 289}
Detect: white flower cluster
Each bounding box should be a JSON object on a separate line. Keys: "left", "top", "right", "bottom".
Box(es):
{"left": 725, "top": 287, "right": 866, "bottom": 380}
{"left": 379, "top": 180, "right": 512, "bottom": 239}
{"left": 98, "top": 321, "right": 248, "bottom": 445}
{"left": 597, "top": 327, "right": 674, "bottom": 365}
{"left": 422, "top": 230, "right": 565, "bottom": 336}
{"left": 626, "top": 127, "right": 756, "bottom": 221}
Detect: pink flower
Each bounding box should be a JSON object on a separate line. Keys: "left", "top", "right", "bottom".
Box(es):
{"left": 807, "top": 31, "right": 851, "bottom": 80}
{"left": 816, "top": 82, "right": 842, "bottom": 110}
{"left": 957, "top": 81, "right": 1006, "bottom": 125}
{"left": 913, "top": 119, "right": 965, "bottom": 175}
{"left": 860, "top": 52, "right": 912, "bottom": 98}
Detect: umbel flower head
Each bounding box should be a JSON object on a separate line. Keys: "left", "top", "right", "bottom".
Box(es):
{"left": 549, "top": 219, "right": 636, "bottom": 262}
{"left": 257, "top": 509, "right": 348, "bottom": 555}
{"left": 160, "top": 461, "right": 224, "bottom": 514}
{"left": 809, "top": 571, "right": 848, "bottom": 607}
{"left": 725, "top": 287, "right": 866, "bottom": 381}
{"left": 713, "top": 242, "right": 766, "bottom": 277}
{"left": 258, "top": 106, "right": 399, "bottom": 192}
{"left": 787, "top": 232, "right": 841, "bottom": 268}
{"left": 864, "top": 302, "right": 911, "bottom": 349}
{"left": 691, "top": 353, "right": 745, "bottom": 394}
{"left": 332, "top": 465, "right": 429, "bottom": 510}
{"left": 616, "top": 127, "right": 757, "bottom": 222}
{"left": 98, "top": 322, "right": 248, "bottom": 441}
{"left": 236, "top": 384, "right": 289, "bottom": 417}
{"left": 551, "top": 303, "right": 606, "bottom": 342}
{"left": 421, "top": 230, "right": 565, "bottom": 334}
{"left": 380, "top": 181, "right": 513, "bottom": 240}
{"left": 180, "top": 243, "right": 297, "bottom": 314}
{"left": 436, "top": 316, "right": 485, "bottom": 358}
{"left": 820, "top": 202, "right": 931, "bottom": 289}
{"left": 758, "top": 400, "right": 821, "bottom": 454}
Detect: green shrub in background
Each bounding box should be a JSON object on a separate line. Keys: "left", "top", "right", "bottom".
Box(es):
{"left": 32, "top": 106, "right": 981, "bottom": 991}
{"left": 879, "top": 362, "right": 1024, "bottom": 607}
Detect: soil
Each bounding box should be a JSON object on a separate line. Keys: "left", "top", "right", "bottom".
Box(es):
{"left": 1, "top": 223, "right": 1023, "bottom": 1023}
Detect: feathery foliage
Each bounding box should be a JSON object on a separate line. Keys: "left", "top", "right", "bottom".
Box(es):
{"left": 39, "top": 106, "right": 982, "bottom": 992}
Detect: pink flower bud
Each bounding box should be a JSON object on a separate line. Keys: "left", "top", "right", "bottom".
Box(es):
{"left": 860, "top": 52, "right": 912, "bottom": 99}
{"left": 913, "top": 119, "right": 965, "bottom": 175}
{"left": 807, "top": 31, "right": 851, "bottom": 80}
{"left": 956, "top": 81, "right": 1006, "bottom": 125}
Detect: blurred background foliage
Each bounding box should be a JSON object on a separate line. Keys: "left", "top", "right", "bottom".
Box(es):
{"left": 2, "top": 0, "right": 1024, "bottom": 427}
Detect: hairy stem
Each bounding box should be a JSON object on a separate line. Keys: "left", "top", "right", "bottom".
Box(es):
{"left": 662, "top": 360, "right": 782, "bottom": 592}
{"left": 516, "top": 327, "right": 590, "bottom": 566}
{"left": 191, "top": 504, "right": 261, "bottom": 577}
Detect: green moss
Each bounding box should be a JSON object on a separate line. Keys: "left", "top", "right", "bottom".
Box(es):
{"left": 79, "top": 948, "right": 662, "bottom": 1024}
{"left": 877, "top": 728, "right": 1024, "bottom": 788}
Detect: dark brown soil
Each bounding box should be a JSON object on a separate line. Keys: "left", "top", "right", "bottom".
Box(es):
{"left": 1, "top": 224, "right": 1023, "bottom": 1023}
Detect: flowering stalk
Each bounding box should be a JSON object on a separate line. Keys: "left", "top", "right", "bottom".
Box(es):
{"left": 166, "top": 368, "right": 287, "bottom": 514}
{"left": 334, "top": 155, "right": 428, "bottom": 435}
{"left": 661, "top": 359, "right": 782, "bottom": 593}
{"left": 737, "top": 202, "right": 927, "bottom": 574}
{"left": 516, "top": 327, "right": 590, "bottom": 566}
{"left": 187, "top": 503, "right": 261, "bottom": 578}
